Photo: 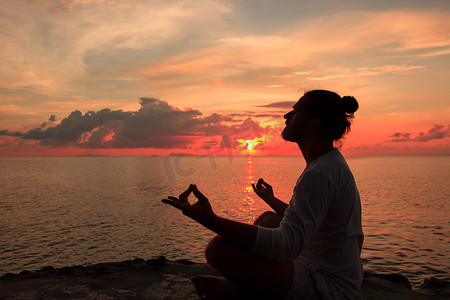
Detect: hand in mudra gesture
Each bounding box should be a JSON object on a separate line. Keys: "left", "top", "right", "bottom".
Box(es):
{"left": 162, "top": 184, "right": 215, "bottom": 225}
{"left": 252, "top": 178, "right": 275, "bottom": 203}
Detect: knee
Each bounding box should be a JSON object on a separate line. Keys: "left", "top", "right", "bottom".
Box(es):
{"left": 205, "top": 235, "right": 229, "bottom": 266}
{"left": 254, "top": 211, "right": 281, "bottom": 228}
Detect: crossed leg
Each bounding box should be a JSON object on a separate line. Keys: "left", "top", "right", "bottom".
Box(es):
{"left": 192, "top": 211, "right": 293, "bottom": 300}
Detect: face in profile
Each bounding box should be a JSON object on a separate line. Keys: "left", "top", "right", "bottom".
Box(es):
{"left": 281, "top": 97, "right": 309, "bottom": 143}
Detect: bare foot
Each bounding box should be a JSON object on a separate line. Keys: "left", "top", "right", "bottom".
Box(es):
{"left": 191, "top": 276, "right": 237, "bottom": 300}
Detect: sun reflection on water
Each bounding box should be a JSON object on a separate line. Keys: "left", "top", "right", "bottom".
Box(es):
{"left": 1, "top": 156, "right": 448, "bottom": 287}
{"left": 237, "top": 156, "right": 261, "bottom": 223}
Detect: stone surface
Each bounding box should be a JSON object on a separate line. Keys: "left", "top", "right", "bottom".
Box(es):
{"left": 361, "top": 272, "right": 449, "bottom": 300}
{"left": 0, "top": 258, "right": 217, "bottom": 300}
{"left": 1, "top": 258, "right": 449, "bottom": 300}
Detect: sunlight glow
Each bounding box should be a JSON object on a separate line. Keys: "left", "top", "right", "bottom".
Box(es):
{"left": 1, "top": 2, "right": 449, "bottom": 157}
{"left": 101, "top": 130, "right": 115, "bottom": 143}
{"left": 237, "top": 138, "right": 264, "bottom": 155}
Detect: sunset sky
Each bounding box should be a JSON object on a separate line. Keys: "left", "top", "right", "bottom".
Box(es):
{"left": 1, "top": 0, "right": 449, "bottom": 156}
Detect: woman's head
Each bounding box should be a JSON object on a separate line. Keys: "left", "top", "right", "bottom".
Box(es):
{"left": 301, "top": 90, "right": 359, "bottom": 144}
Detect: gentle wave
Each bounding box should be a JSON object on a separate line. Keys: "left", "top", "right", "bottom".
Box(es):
{"left": 0, "top": 156, "right": 449, "bottom": 288}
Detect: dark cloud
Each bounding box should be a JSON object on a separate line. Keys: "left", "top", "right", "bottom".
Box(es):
{"left": 257, "top": 101, "right": 296, "bottom": 109}
{"left": 389, "top": 124, "right": 449, "bottom": 142}
{"left": 415, "top": 124, "right": 449, "bottom": 142}
{"left": 390, "top": 132, "right": 412, "bottom": 142}
{"left": 0, "top": 130, "right": 21, "bottom": 137}
{"left": 200, "top": 140, "right": 218, "bottom": 149}
{"left": 254, "top": 113, "right": 284, "bottom": 118}
{"left": 0, "top": 98, "right": 267, "bottom": 149}
{"left": 40, "top": 115, "right": 57, "bottom": 129}
{"left": 226, "top": 112, "right": 284, "bottom": 120}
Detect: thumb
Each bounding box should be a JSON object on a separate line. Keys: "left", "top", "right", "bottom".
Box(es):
{"left": 192, "top": 185, "right": 208, "bottom": 203}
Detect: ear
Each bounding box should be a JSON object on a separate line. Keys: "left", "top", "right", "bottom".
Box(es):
{"left": 307, "top": 117, "right": 321, "bottom": 130}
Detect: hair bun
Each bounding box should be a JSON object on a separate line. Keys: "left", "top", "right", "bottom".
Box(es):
{"left": 341, "top": 96, "right": 359, "bottom": 114}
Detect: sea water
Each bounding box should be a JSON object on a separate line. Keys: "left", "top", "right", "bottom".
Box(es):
{"left": 0, "top": 156, "right": 449, "bottom": 287}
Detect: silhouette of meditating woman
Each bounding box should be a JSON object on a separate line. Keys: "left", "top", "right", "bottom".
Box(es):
{"left": 163, "top": 90, "right": 363, "bottom": 300}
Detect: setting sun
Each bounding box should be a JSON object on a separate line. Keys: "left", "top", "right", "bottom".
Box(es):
{"left": 0, "top": 2, "right": 449, "bottom": 298}
{"left": 237, "top": 138, "right": 264, "bottom": 154}
{"left": 0, "top": 1, "right": 448, "bottom": 157}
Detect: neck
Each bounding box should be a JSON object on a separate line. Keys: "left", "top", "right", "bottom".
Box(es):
{"left": 298, "top": 139, "right": 334, "bottom": 165}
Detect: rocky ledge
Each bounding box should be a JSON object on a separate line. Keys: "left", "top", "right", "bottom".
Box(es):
{"left": 1, "top": 257, "right": 449, "bottom": 299}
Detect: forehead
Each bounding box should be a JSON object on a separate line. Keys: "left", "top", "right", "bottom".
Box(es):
{"left": 293, "top": 95, "right": 310, "bottom": 110}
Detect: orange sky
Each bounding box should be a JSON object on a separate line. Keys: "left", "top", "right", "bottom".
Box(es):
{"left": 0, "top": 0, "right": 449, "bottom": 157}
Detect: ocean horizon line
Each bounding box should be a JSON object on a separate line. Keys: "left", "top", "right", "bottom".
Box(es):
{"left": 1, "top": 154, "right": 449, "bottom": 158}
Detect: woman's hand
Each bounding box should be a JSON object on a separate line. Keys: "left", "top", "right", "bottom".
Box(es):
{"left": 252, "top": 178, "right": 275, "bottom": 203}
{"left": 162, "top": 184, "right": 216, "bottom": 226}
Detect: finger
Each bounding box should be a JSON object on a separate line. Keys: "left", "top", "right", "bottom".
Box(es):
{"left": 191, "top": 185, "right": 208, "bottom": 203}
{"left": 162, "top": 199, "right": 186, "bottom": 210}
{"left": 256, "top": 178, "right": 264, "bottom": 189}
{"left": 167, "top": 195, "right": 190, "bottom": 205}
{"left": 179, "top": 184, "right": 195, "bottom": 200}
{"left": 252, "top": 183, "right": 260, "bottom": 194}
{"left": 261, "top": 179, "right": 271, "bottom": 188}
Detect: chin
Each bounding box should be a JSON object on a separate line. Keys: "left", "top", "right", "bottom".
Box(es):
{"left": 282, "top": 129, "right": 296, "bottom": 142}
{"left": 282, "top": 127, "right": 303, "bottom": 143}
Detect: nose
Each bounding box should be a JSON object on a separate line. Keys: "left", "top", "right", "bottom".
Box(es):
{"left": 284, "top": 110, "right": 294, "bottom": 119}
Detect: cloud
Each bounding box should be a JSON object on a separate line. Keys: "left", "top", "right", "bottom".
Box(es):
{"left": 216, "top": 117, "right": 276, "bottom": 153}
{"left": 389, "top": 124, "right": 449, "bottom": 142}
{"left": 1, "top": 5, "right": 449, "bottom": 137}
{"left": 45, "top": 0, "right": 108, "bottom": 14}
{"left": 357, "top": 65, "right": 426, "bottom": 76}
{"left": 390, "top": 132, "right": 411, "bottom": 142}
{"left": 0, "top": 0, "right": 231, "bottom": 94}
{"left": 308, "top": 64, "right": 426, "bottom": 81}
{"left": 0, "top": 98, "right": 268, "bottom": 149}
{"left": 296, "top": 10, "right": 450, "bottom": 59}
{"left": 0, "top": 130, "right": 21, "bottom": 137}
{"left": 257, "top": 101, "right": 296, "bottom": 109}
{"left": 270, "top": 71, "right": 311, "bottom": 79}
{"left": 134, "top": 9, "right": 449, "bottom": 106}
{"left": 343, "top": 141, "right": 450, "bottom": 157}
{"left": 415, "top": 125, "right": 449, "bottom": 142}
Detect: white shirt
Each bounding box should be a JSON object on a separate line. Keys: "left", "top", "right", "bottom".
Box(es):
{"left": 253, "top": 150, "right": 364, "bottom": 299}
